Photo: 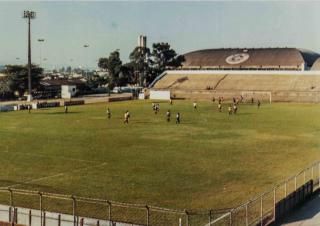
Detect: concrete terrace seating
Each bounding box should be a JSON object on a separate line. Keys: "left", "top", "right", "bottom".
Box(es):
{"left": 216, "top": 74, "right": 320, "bottom": 92}
{"left": 153, "top": 73, "right": 320, "bottom": 92}
{"left": 153, "top": 74, "right": 226, "bottom": 90}
{"left": 151, "top": 71, "right": 320, "bottom": 102}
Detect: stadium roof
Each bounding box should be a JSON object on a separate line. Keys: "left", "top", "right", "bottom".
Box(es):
{"left": 311, "top": 58, "right": 320, "bottom": 71}
{"left": 182, "top": 48, "right": 320, "bottom": 70}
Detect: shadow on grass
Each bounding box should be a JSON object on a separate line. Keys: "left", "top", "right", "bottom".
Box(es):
{"left": 234, "top": 112, "right": 255, "bottom": 115}
{"left": 35, "top": 112, "right": 81, "bottom": 115}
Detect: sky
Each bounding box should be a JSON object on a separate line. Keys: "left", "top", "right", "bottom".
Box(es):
{"left": 0, "top": 1, "right": 320, "bottom": 69}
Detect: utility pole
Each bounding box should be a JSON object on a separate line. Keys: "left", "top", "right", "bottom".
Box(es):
{"left": 23, "top": 10, "right": 36, "bottom": 102}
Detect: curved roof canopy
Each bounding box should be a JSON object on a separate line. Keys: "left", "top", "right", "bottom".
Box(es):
{"left": 182, "top": 48, "right": 319, "bottom": 70}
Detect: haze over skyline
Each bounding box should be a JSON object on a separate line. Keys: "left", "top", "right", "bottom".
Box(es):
{"left": 0, "top": 1, "right": 320, "bottom": 69}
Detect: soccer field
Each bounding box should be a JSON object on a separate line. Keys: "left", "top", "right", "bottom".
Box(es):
{"left": 0, "top": 100, "right": 320, "bottom": 211}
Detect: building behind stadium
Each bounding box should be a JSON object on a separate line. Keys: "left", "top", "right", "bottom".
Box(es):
{"left": 149, "top": 47, "right": 320, "bottom": 102}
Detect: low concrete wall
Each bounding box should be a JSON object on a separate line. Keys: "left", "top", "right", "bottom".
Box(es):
{"left": 167, "top": 89, "right": 320, "bottom": 103}
{"left": 0, "top": 204, "right": 138, "bottom": 226}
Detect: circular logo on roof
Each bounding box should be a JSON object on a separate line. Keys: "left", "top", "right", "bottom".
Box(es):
{"left": 226, "top": 53, "right": 249, "bottom": 65}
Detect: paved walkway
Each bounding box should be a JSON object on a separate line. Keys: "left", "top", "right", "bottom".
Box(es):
{"left": 280, "top": 193, "right": 320, "bottom": 226}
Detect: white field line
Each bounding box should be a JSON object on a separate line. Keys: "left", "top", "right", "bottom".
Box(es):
{"left": 3, "top": 162, "right": 108, "bottom": 189}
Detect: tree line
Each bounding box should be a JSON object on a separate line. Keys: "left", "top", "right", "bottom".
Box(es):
{"left": 97, "top": 42, "right": 185, "bottom": 89}
{"left": 0, "top": 42, "right": 184, "bottom": 99}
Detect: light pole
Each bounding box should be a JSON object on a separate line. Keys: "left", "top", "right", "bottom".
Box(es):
{"left": 38, "top": 38, "right": 45, "bottom": 68}
{"left": 23, "top": 10, "right": 36, "bottom": 102}
{"left": 83, "top": 44, "right": 89, "bottom": 77}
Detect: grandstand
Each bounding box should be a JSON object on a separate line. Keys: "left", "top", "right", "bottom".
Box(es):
{"left": 150, "top": 48, "right": 320, "bottom": 102}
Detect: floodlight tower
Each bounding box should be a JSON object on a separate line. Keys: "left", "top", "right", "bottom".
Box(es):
{"left": 23, "top": 10, "right": 36, "bottom": 102}
{"left": 38, "top": 38, "right": 45, "bottom": 68}
{"left": 83, "top": 44, "right": 89, "bottom": 77}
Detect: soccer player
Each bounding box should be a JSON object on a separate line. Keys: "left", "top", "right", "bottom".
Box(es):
{"left": 193, "top": 101, "right": 197, "bottom": 110}
{"left": 27, "top": 105, "right": 31, "bottom": 114}
{"left": 169, "top": 99, "right": 173, "bottom": 105}
{"left": 212, "top": 96, "right": 215, "bottom": 102}
{"left": 257, "top": 100, "right": 261, "bottom": 109}
{"left": 218, "top": 103, "right": 222, "bottom": 112}
{"left": 233, "top": 104, "right": 238, "bottom": 114}
{"left": 166, "top": 110, "right": 171, "bottom": 122}
{"left": 64, "top": 105, "right": 68, "bottom": 114}
{"left": 107, "top": 108, "right": 111, "bottom": 119}
{"left": 176, "top": 112, "right": 180, "bottom": 124}
{"left": 228, "top": 105, "right": 232, "bottom": 115}
{"left": 251, "top": 97, "right": 254, "bottom": 104}
{"left": 124, "top": 111, "right": 129, "bottom": 124}
{"left": 240, "top": 95, "right": 244, "bottom": 103}
{"left": 155, "top": 104, "right": 159, "bottom": 114}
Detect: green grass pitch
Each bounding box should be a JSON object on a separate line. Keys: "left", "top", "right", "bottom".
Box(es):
{"left": 0, "top": 100, "right": 319, "bottom": 210}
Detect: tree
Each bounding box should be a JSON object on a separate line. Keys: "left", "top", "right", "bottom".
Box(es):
{"left": 129, "top": 47, "right": 151, "bottom": 86}
{"left": 98, "top": 50, "right": 123, "bottom": 89}
{"left": 3, "top": 65, "right": 43, "bottom": 97}
{"left": 0, "top": 76, "right": 12, "bottom": 99}
{"left": 66, "top": 66, "right": 72, "bottom": 74}
{"left": 150, "top": 42, "right": 185, "bottom": 83}
{"left": 119, "top": 62, "right": 135, "bottom": 85}
{"left": 86, "top": 73, "right": 108, "bottom": 89}
{"left": 59, "top": 67, "right": 65, "bottom": 73}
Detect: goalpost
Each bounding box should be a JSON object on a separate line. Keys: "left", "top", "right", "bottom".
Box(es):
{"left": 241, "top": 91, "right": 272, "bottom": 103}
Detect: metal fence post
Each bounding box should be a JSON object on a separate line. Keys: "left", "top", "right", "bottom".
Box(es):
{"left": 146, "top": 205, "right": 150, "bottom": 226}
{"left": 39, "top": 192, "right": 43, "bottom": 226}
{"left": 14, "top": 207, "right": 17, "bottom": 224}
{"left": 229, "top": 211, "right": 232, "bottom": 226}
{"left": 43, "top": 211, "right": 46, "bottom": 226}
{"left": 107, "top": 201, "right": 112, "bottom": 226}
{"left": 72, "top": 196, "right": 77, "bottom": 226}
{"left": 260, "top": 196, "right": 263, "bottom": 226}
{"left": 209, "top": 210, "right": 212, "bottom": 226}
{"left": 9, "top": 189, "right": 13, "bottom": 207}
{"left": 245, "top": 203, "right": 248, "bottom": 226}
{"left": 58, "top": 214, "right": 61, "bottom": 226}
{"left": 8, "top": 207, "right": 11, "bottom": 223}
{"left": 29, "top": 210, "right": 32, "bottom": 226}
{"left": 8, "top": 189, "right": 13, "bottom": 223}
{"left": 185, "top": 210, "right": 189, "bottom": 226}
{"left": 273, "top": 187, "right": 276, "bottom": 221}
